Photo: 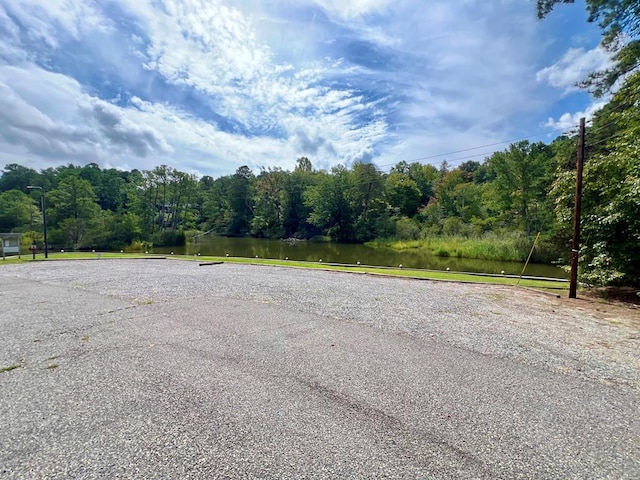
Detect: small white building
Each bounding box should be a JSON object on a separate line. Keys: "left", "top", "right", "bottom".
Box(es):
{"left": 1, "top": 233, "right": 22, "bottom": 260}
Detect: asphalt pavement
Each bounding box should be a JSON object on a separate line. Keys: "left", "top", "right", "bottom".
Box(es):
{"left": 1, "top": 259, "right": 639, "bottom": 479}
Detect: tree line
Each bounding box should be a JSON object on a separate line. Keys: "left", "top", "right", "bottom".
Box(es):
{"left": 0, "top": 141, "right": 562, "bottom": 247}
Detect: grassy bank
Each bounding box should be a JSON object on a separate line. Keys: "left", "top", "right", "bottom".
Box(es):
{"left": 199, "top": 256, "right": 568, "bottom": 290}
{"left": 0, "top": 252, "right": 568, "bottom": 291}
{"left": 368, "top": 234, "right": 555, "bottom": 263}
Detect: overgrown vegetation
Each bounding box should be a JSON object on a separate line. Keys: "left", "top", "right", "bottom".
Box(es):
{"left": 370, "top": 233, "right": 556, "bottom": 263}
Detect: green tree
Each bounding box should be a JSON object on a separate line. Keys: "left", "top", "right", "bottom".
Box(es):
{"left": 167, "top": 169, "right": 198, "bottom": 231}
{"left": 305, "top": 166, "right": 354, "bottom": 241}
{"left": 385, "top": 172, "right": 422, "bottom": 217}
{"left": 391, "top": 161, "right": 438, "bottom": 203}
{"left": 201, "top": 175, "right": 234, "bottom": 235}
{"left": 349, "top": 162, "right": 385, "bottom": 241}
{"left": 459, "top": 161, "right": 482, "bottom": 182}
{"left": 410, "top": 162, "right": 438, "bottom": 203}
{"left": 435, "top": 170, "right": 465, "bottom": 219}
{"left": 0, "top": 164, "right": 40, "bottom": 192}
{"left": 150, "top": 165, "right": 171, "bottom": 232}
{"left": 228, "top": 166, "right": 254, "bottom": 236}
{"left": 452, "top": 182, "right": 483, "bottom": 223}
{"left": 484, "top": 141, "right": 554, "bottom": 235}
{"left": 282, "top": 158, "right": 317, "bottom": 238}
{"left": 98, "top": 169, "right": 127, "bottom": 212}
{"left": 47, "top": 175, "right": 100, "bottom": 247}
{"left": 0, "top": 189, "right": 39, "bottom": 231}
{"left": 551, "top": 72, "right": 640, "bottom": 285}
{"left": 127, "top": 169, "right": 156, "bottom": 238}
{"left": 252, "top": 167, "right": 287, "bottom": 238}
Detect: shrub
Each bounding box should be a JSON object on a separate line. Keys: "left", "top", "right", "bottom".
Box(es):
{"left": 150, "top": 229, "right": 186, "bottom": 247}
{"left": 395, "top": 216, "right": 421, "bottom": 240}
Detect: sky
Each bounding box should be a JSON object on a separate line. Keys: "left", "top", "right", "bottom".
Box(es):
{"left": 0, "top": 0, "right": 610, "bottom": 178}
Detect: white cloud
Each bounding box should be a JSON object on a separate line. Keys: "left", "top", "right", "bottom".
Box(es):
{"left": 0, "top": 0, "right": 394, "bottom": 175}
{"left": 80, "top": 97, "right": 172, "bottom": 157}
{"left": 311, "top": 0, "right": 393, "bottom": 20}
{"left": 2, "top": 0, "right": 108, "bottom": 47}
{"left": 0, "top": 65, "right": 96, "bottom": 158}
{"left": 380, "top": 0, "right": 551, "bottom": 162}
{"left": 116, "top": 0, "right": 387, "bottom": 152}
{"left": 0, "top": 59, "right": 388, "bottom": 177}
{"left": 544, "top": 100, "right": 608, "bottom": 130}
{"left": 0, "top": 64, "right": 171, "bottom": 163}
{"left": 0, "top": 5, "right": 26, "bottom": 61}
{"left": 124, "top": 0, "right": 273, "bottom": 95}
{"left": 536, "top": 46, "right": 612, "bottom": 93}
{"left": 0, "top": 0, "right": 608, "bottom": 176}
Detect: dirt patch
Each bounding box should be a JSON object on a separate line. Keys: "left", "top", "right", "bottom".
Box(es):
{"left": 582, "top": 286, "right": 640, "bottom": 307}
{"left": 514, "top": 285, "right": 640, "bottom": 331}
{"left": 560, "top": 291, "right": 640, "bottom": 329}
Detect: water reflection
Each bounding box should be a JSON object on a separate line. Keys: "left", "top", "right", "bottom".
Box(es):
{"left": 153, "top": 236, "right": 568, "bottom": 279}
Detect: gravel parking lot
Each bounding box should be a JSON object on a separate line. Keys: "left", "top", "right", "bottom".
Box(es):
{"left": 1, "top": 259, "right": 639, "bottom": 479}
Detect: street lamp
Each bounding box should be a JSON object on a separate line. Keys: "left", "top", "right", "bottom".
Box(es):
{"left": 27, "top": 186, "right": 48, "bottom": 258}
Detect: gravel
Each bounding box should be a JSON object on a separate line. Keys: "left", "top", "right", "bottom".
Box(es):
{"left": 1, "top": 259, "right": 639, "bottom": 479}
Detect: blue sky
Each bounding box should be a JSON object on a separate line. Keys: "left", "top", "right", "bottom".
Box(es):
{"left": 0, "top": 0, "right": 610, "bottom": 177}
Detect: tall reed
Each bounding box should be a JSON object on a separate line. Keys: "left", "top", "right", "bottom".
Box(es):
{"left": 370, "top": 234, "right": 548, "bottom": 263}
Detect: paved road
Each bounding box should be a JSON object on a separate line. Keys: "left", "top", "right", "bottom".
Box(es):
{"left": 1, "top": 260, "right": 639, "bottom": 478}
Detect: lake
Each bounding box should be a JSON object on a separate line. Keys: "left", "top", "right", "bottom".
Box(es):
{"left": 151, "top": 235, "right": 568, "bottom": 279}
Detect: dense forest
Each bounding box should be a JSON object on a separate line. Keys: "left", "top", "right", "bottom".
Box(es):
{"left": 1, "top": 0, "right": 640, "bottom": 287}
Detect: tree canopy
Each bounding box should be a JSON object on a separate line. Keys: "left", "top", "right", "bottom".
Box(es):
{"left": 0, "top": 148, "right": 562, "bottom": 256}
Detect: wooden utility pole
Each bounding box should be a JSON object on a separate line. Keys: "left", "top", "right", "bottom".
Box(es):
{"left": 569, "top": 117, "right": 586, "bottom": 298}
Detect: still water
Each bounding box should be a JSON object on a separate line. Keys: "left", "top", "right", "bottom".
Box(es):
{"left": 153, "top": 236, "right": 568, "bottom": 279}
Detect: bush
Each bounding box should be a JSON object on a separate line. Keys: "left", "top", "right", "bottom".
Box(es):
{"left": 395, "top": 216, "right": 421, "bottom": 240}
{"left": 442, "top": 217, "right": 472, "bottom": 236}
{"left": 129, "top": 240, "right": 152, "bottom": 251}
{"left": 150, "top": 229, "right": 186, "bottom": 247}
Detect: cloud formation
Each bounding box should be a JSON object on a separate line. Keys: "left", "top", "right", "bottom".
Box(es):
{"left": 536, "top": 46, "right": 612, "bottom": 93}
{"left": 0, "top": 0, "right": 605, "bottom": 176}
{"left": 544, "top": 100, "right": 609, "bottom": 130}
{"left": 0, "top": 63, "right": 171, "bottom": 163}
{"left": 82, "top": 98, "right": 171, "bottom": 157}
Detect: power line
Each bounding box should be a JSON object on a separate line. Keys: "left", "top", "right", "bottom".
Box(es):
{"left": 376, "top": 125, "right": 577, "bottom": 169}
{"left": 585, "top": 131, "right": 624, "bottom": 149}
{"left": 378, "top": 151, "right": 501, "bottom": 172}
{"left": 377, "top": 104, "right": 631, "bottom": 171}
{"left": 585, "top": 117, "right": 622, "bottom": 136}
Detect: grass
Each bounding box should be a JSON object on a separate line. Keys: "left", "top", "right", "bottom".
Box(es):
{"left": 0, "top": 251, "right": 569, "bottom": 291}
{"left": 0, "top": 252, "right": 147, "bottom": 263}
{"left": 0, "top": 364, "right": 21, "bottom": 373}
{"left": 187, "top": 255, "right": 568, "bottom": 290}
{"left": 369, "top": 235, "right": 536, "bottom": 262}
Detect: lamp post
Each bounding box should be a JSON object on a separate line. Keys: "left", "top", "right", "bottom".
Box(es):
{"left": 27, "top": 186, "right": 48, "bottom": 258}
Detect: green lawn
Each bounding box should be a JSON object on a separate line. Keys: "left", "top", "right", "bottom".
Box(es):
{"left": 1, "top": 251, "right": 568, "bottom": 291}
